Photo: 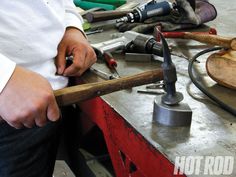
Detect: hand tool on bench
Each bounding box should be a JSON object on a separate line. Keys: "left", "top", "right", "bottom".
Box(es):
{"left": 79, "top": 7, "right": 104, "bottom": 16}
{"left": 160, "top": 27, "right": 217, "bottom": 39}
{"left": 137, "top": 81, "right": 165, "bottom": 95}
{"left": 85, "top": 29, "right": 103, "bottom": 35}
{"left": 116, "top": 0, "right": 174, "bottom": 23}
{"left": 91, "top": 31, "right": 163, "bottom": 58}
{"left": 152, "top": 32, "right": 192, "bottom": 127}
{"left": 103, "top": 52, "right": 121, "bottom": 77}
{"left": 90, "top": 67, "right": 118, "bottom": 80}
{"left": 54, "top": 69, "right": 163, "bottom": 106}
{"left": 85, "top": 10, "right": 132, "bottom": 22}
{"left": 92, "top": 30, "right": 188, "bottom": 63}
{"left": 155, "top": 28, "right": 236, "bottom": 50}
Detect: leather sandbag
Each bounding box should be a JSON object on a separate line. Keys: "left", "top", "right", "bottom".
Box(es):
{"left": 206, "top": 49, "right": 236, "bottom": 90}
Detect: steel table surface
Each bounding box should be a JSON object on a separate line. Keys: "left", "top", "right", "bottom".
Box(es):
{"left": 79, "top": 1, "right": 236, "bottom": 176}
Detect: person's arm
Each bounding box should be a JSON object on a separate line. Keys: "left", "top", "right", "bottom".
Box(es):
{"left": 55, "top": 0, "right": 97, "bottom": 76}
{"left": 0, "top": 54, "right": 60, "bottom": 128}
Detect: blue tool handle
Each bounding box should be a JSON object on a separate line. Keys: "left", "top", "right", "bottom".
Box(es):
{"left": 139, "top": 1, "right": 172, "bottom": 21}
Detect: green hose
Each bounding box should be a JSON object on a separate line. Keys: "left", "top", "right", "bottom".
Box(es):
{"left": 84, "top": 0, "right": 126, "bottom": 7}
{"left": 74, "top": 0, "right": 116, "bottom": 10}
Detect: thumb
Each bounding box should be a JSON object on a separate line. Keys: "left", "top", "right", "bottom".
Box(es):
{"left": 47, "top": 97, "right": 60, "bottom": 122}
{"left": 55, "top": 48, "right": 66, "bottom": 75}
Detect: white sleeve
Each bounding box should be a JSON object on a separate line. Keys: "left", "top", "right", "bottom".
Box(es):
{"left": 64, "top": 0, "right": 84, "bottom": 32}
{"left": 0, "top": 54, "right": 16, "bottom": 93}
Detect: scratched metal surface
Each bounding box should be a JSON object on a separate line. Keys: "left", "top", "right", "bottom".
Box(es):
{"left": 84, "top": 1, "right": 236, "bottom": 176}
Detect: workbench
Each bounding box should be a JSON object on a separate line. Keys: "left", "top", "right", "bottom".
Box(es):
{"left": 77, "top": 1, "right": 236, "bottom": 176}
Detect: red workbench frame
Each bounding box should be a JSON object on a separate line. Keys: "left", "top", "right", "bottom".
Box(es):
{"left": 79, "top": 97, "right": 186, "bottom": 177}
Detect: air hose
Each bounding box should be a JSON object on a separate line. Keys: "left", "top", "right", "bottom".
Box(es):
{"left": 188, "top": 47, "right": 236, "bottom": 116}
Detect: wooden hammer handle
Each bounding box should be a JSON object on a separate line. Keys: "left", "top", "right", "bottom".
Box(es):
{"left": 54, "top": 69, "right": 163, "bottom": 106}
{"left": 85, "top": 10, "right": 132, "bottom": 22}
{"left": 184, "top": 33, "right": 236, "bottom": 50}
{"left": 0, "top": 69, "right": 163, "bottom": 122}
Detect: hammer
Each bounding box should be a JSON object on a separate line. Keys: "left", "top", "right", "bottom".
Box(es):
{"left": 155, "top": 27, "right": 236, "bottom": 50}
{"left": 55, "top": 69, "right": 163, "bottom": 106}
{"left": 0, "top": 69, "right": 163, "bottom": 122}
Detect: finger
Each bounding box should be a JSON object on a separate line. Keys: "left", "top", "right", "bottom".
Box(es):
{"left": 66, "top": 69, "right": 83, "bottom": 77}
{"left": 77, "top": 52, "right": 97, "bottom": 76}
{"left": 81, "top": 48, "right": 97, "bottom": 73}
{"left": 84, "top": 55, "right": 97, "bottom": 70}
{"left": 0, "top": 116, "right": 3, "bottom": 122}
{"left": 0, "top": 114, "right": 24, "bottom": 129}
{"left": 22, "top": 118, "right": 36, "bottom": 128}
{"left": 72, "top": 61, "right": 94, "bottom": 77}
{"left": 6, "top": 120, "right": 24, "bottom": 129}
{"left": 35, "top": 109, "right": 48, "bottom": 127}
{"left": 46, "top": 97, "right": 60, "bottom": 122}
{"left": 64, "top": 55, "right": 96, "bottom": 77}
{"left": 63, "top": 51, "right": 86, "bottom": 76}
{"left": 63, "top": 63, "right": 82, "bottom": 76}
{"left": 20, "top": 112, "right": 36, "bottom": 128}
{"left": 55, "top": 46, "right": 67, "bottom": 75}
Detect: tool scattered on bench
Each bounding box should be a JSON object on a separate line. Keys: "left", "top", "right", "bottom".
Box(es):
{"left": 54, "top": 69, "right": 163, "bottom": 106}
{"left": 152, "top": 32, "right": 192, "bottom": 127}
{"left": 116, "top": 0, "right": 174, "bottom": 23}
{"left": 155, "top": 27, "right": 217, "bottom": 40}
{"left": 92, "top": 31, "right": 190, "bottom": 63}
{"left": 137, "top": 81, "right": 165, "bottom": 95}
{"left": 85, "top": 10, "right": 132, "bottom": 22}
{"left": 155, "top": 27, "right": 236, "bottom": 50}
{"left": 85, "top": 29, "right": 103, "bottom": 35}
{"left": 103, "top": 52, "right": 121, "bottom": 77}
{"left": 92, "top": 31, "right": 163, "bottom": 58}
{"left": 90, "top": 67, "right": 118, "bottom": 80}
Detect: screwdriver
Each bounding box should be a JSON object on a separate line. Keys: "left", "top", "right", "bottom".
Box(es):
{"left": 90, "top": 67, "right": 118, "bottom": 80}
{"left": 103, "top": 52, "right": 121, "bottom": 77}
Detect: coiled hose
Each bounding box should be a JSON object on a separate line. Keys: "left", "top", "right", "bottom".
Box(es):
{"left": 188, "top": 47, "right": 236, "bottom": 116}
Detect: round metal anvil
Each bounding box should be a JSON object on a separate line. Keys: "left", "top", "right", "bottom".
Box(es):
{"left": 153, "top": 96, "right": 192, "bottom": 127}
